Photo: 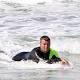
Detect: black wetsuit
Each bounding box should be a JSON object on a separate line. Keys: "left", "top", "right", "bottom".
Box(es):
{"left": 12, "top": 47, "right": 61, "bottom": 63}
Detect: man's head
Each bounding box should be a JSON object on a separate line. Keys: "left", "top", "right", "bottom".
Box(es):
{"left": 40, "top": 35, "right": 50, "bottom": 53}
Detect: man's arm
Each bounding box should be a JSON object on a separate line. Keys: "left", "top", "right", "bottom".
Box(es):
{"left": 28, "top": 48, "right": 39, "bottom": 63}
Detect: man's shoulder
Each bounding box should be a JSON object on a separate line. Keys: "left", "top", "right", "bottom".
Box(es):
{"left": 30, "top": 47, "right": 40, "bottom": 53}
{"left": 49, "top": 48, "right": 59, "bottom": 58}
{"left": 50, "top": 48, "right": 58, "bottom": 53}
{"left": 32, "top": 47, "right": 40, "bottom": 50}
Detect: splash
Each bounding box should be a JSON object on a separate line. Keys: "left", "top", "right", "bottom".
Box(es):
{"left": 51, "top": 38, "right": 80, "bottom": 54}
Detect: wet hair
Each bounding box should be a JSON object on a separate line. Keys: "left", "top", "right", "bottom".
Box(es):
{"left": 40, "top": 35, "right": 50, "bottom": 42}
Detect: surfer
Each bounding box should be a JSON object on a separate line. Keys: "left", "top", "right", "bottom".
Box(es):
{"left": 12, "top": 35, "right": 68, "bottom": 64}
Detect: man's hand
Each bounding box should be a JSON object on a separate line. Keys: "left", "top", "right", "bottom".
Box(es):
{"left": 61, "top": 58, "right": 69, "bottom": 65}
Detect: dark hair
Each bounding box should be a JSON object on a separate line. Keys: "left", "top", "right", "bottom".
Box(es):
{"left": 40, "top": 35, "right": 50, "bottom": 42}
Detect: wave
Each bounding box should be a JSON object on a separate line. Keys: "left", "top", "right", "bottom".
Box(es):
{"left": 51, "top": 37, "right": 80, "bottom": 54}
{"left": 0, "top": 53, "right": 12, "bottom": 61}
{"left": 0, "top": 36, "right": 80, "bottom": 57}
{"left": 0, "top": 0, "right": 53, "bottom": 5}
{"left": 0, "top": 56, "right": 73, "bottom": 70}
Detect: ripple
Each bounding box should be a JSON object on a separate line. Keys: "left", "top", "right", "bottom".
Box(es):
{"left": 9, "top": 26, "right": 27, "bottom": 30}
{"left": 0, "top": 25, "right": 6, "bottom": 27}
{"left": 62, "top": 22, "right": 80, "bottom": 27}
{"left": 56, "top": 35, "right": 80, "bottom": 38}
{"left": 0, "top": 15, "right": 7, "bottom": 18}
{"left": 32, "top": 17, "right": 47, "bottom": 22}
{"left": 0, "top": 8, "right": 5, "bottom": 12}
{"left": 62, "top": 15, "right": 78, "bottom": 20}
{"left": 37, "top": 2, "right": 46, "bottom": 5}
{"left": 0, "top": 50, "right": 5, "bottom": 53}
{"left": 13, "top": 8, "right": 32, "bottom": 13}
{"left": 1, "top": 1, "right": 22, "bottom": 8}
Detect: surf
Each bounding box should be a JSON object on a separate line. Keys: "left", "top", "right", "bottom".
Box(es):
{"left": 0, "top": 53, "right": 73, "bottom": 70}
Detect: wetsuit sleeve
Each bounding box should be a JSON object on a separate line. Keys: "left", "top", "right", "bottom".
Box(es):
{"left": 12, "top": 52, "right": 29, "bottom": 61}
{"left": 49, "top": 48, "right": 60, "bottom": 59}
{"left": 28, "top": 48, "right": 39, "bottom": 63}
{"left": 47, "top": 48, "right": 61, "bottom": 64}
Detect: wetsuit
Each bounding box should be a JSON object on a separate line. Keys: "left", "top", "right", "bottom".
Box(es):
{"left": 12, "top": 47, "right": 61, "bottom": 63}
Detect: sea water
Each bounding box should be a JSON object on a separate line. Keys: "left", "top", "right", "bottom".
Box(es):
{"left": 0, "top": 0, "right": 80, "bottom": 80}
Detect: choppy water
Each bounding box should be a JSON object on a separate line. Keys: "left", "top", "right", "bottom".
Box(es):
{"left": 0, "top": 0, "right": 80, "bottom": 80}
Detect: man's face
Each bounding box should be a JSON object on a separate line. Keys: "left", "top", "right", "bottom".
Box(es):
{"left": 40, "top": 39, "right": 50, "bottom": 53}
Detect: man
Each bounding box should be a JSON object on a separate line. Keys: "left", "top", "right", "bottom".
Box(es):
{"left": 12, "top": 36, "right": 68, "bottom": 64}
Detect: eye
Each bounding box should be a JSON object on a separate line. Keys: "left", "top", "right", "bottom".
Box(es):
{"left": 44, "top": 43, "right": 46, "bottom": 45}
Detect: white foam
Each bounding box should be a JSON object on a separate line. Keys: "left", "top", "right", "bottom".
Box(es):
{"left": 0, "top": 60, "right": 73, "bottom": 70}
{"left": 51, "top": 38, "right": 80, "bottom": 54}
{"left": 0, "top": 53, "right": 12, "bottom": 61}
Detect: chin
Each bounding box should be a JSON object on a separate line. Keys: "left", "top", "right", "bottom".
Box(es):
{"left": 42, "top": 50, "right": 46, "bottom": 53}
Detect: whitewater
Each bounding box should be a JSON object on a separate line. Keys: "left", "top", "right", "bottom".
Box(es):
{"left": 0, "top": 0, "right": 80, "bottom": 80}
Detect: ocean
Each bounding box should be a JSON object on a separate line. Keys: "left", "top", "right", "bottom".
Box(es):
{"left": 0, "top": 0, "right": 80, "bottom": 80}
